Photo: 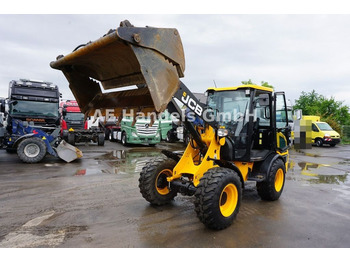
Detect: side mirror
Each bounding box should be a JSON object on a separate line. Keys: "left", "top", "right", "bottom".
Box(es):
{"left": 295, "top": 109, "right": 302, "bottom": 120}
{"left": 0, "top": 98, "right": 5, "bottom": 113}
{"left": 258, "top": 94, "right": 270, "bottom": 106}
{"left": 62, "top": 108, "right": 67, "bottom": 116}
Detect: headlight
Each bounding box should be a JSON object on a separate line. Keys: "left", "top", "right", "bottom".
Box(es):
{"left": 324, "top": 133, "right": 331, "bottom": 138}
{"left": 155, "top": 132, "right": 160, "bottom": 138}
{"left": 131, "top": 132, "right": 138, "bottom": 137}
{"left": 218, "top": 128, "right": 228, "bottom": 137}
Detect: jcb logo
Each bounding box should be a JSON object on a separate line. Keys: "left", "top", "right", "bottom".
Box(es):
{"left": 181, "top": 92, "right": 203, "bottom": 116}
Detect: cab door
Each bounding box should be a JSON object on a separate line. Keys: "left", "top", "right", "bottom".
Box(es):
{"left": 274, "top": 92, "right": 290, "bottom": 152}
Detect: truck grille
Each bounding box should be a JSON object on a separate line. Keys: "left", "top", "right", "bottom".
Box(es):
{"left": 67, "top": 122, "right": 84, "bottom": 130}
{"left": 135, "top": 123, "right": 158, "bottom": 136}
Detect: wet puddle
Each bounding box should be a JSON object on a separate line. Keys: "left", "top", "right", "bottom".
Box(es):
{"left": 73, "top": 148, "right": 170, "bottom": 177}
{"left": 288, "top": 160, "right": 349, "bottom": 185}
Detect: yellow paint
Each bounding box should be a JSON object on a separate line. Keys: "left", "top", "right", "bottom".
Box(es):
{"left": 171, "top": 125, "right": 221, "bottom": 186}
{"left": 219, "top": 184, "right": 238, "bottom": 217}
{"left": 274, "top": 168, "right": 284, "bottom": 192}
{"left": 207, "top": 84, "right": 273, "bottom": 92}
{"left": 234, "top": 162, "right": 254, "bottom": 182}
{"left": 69, "top": 128, "right": 74, "bottom": 132}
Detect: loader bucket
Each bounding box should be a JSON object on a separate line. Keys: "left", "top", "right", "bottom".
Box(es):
{"left": 56, "top": 140, "right": 83, "bottom": 163}
{"left": 50, "top": 20, "right": 185, "bottom": 115}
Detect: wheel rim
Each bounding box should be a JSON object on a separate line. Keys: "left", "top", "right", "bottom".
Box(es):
{"left": 274, "top": 168, "right": 284, "bottom": 192}
{"left": 155, "top": 169, "right": 172, "bottom": 195}
{"left": 24, "top": 143, "right": 40, "bottom": 158}
{"left": 219, "top": 183, "right": 238, "bottom": 217}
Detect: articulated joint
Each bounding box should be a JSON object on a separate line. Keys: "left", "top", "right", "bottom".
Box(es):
{"left": 170, "top": 179, "right": 197, "bottom": 196}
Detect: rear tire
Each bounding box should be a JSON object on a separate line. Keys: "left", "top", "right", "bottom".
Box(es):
{"left": 194, "top": 167, "right": 242, "bottom": 230}
{"left": 67, "top": 133, "right": 75, "bottom": 146}
{"left": 139, "top": 158, "right": 178, "bottom": 205}
{"left": 257, "top": 158, "right": 286, "bottom": 201}
{"left": 166, "top": 130, "right": 176, "bottom": 143}
{"left": 97, "top": 133, "right": 105, "bottom": 146}
{"left": 104, "top": 129, "right": 110, "bottom": 141}
{"left": 17, "top": 137, "right": 47, "bottom": 163}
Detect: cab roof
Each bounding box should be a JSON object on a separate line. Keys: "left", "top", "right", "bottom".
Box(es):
{"left": 207, "top": 84, "right": 273, "bottom": 92}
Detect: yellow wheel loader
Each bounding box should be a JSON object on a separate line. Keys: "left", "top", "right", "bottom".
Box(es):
{"left": 51, "top": 20, "right": 291, "bottom": 230}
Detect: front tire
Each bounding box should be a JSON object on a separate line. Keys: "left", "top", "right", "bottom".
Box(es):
{"left": 17, "top": 137, "right": 47, "bottom": 163}
{"left": 139, "top": 158, "right": 178, "bottom": 205}
{"left": 121, "top": 132, "right": 128, "bottom": 146}
{"left": 257, "top": 158, "right": 286, "bottom": 201}
{"left": 194, "top": 167, "right": 242, "bottom": 230}
{"left": 315, "top": 138, "right": 323, "bottom": 147}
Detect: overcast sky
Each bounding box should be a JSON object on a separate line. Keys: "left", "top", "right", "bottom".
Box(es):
{"left": 1, "top": 13, "right": 350, "bottom": 107}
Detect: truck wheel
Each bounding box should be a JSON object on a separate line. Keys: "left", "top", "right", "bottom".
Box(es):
{"left": 17, "top": 137, "right": 47, "bottom": 163}
{"left": 121, "top": 132, "right": 128, "bottom": 146}
{"left": 67, "top": 133, "right": 75, "bottom": 145}
{"left": 315, "top": 138, "right": 323, "bottom": 147}
{"left": 194, "top": 167, "right": 242, "bottom": 230}
{"left": 139, "top": 158, "right": 178, "bottom": 205}
{"left": 257, "top": 158, "right": 285, "bottom": 201}
{"left": 184, "top": 134, "right": 190, "bottom": 145}
{"left": 97, "top": 133, "right": 105, "bottom": 146}
{"left": 166, "top": 130, "right": 176, "bottom": 143}
{"left": 104, "top": 129, "right": 110, "bottom": 140}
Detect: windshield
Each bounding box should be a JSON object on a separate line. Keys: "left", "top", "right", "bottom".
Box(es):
{"left": 207, "top": 89, "right": 250, "bottom": 127}
{"left": 316, "top": 122, "right": 333, "bottom": 131}
{"left": 10, "top": 100, "right": 58, "bottom": 117}
{"left": 65, "top": 112, "right": 84, "bottom": 121}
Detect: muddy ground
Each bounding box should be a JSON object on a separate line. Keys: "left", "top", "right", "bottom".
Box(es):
{"left": 0, "top": 141, "right": 349, "bottom": 248}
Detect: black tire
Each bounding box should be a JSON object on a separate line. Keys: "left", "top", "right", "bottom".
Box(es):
{"left": 184, "top": 134, "right": 190, "bottom": 145}
{"left": 104, "top": 129, "right": 110, "bottom": 140}
{"left": 315, "top": 138, "right": 323, "bottom": 147}
{"left": 17, "top": 137, "right": 47, "bottom": 163}
{"left": 330, "top": 144, "right": 336, "bottom": 147}
{"left": 166, "top": 130, "right": 175, "bottom": 143}
{"left": 121, "top": 132, "right": 128, "bottom": 146}
{"left": 139, "top": 158, "right": 178, "bottom": 205}
{"left": 194, "top": 167, "right": 242, "bottom": 230}
{"left": 62, "top": 130, "right": 69, "bottom": 142}
{"left": 97, "top": 133, "right": 105, "bottom": 146}
{"left": 257, "top": 158, "right": 286, "bottom": 201}
{"left": 67, "top": 133, "right": 75, "bottom": 146}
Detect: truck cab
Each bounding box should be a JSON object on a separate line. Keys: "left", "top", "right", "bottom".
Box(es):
{"left": 60, "top": 100, "right": 105, "bottom": 146}
{"left": 60, "top": 100, "right": 87, "bottom": 133}
{"left": 113, "top": 116, "right": 161, "bottom": 146}
{"left": 304, "top": 115, "right": 341, "bottom": 147}
{"left": 311, "top": 120, "right": 341, "bottom": 147}
{"left": 7, "top": 79, "right": 60, "bottom": 134}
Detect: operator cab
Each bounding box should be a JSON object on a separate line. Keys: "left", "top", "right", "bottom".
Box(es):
{"left": 207, "top": 85, "right": 290, "bottom": 163}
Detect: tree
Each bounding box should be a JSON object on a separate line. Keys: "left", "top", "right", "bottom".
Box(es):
{"left": 241, "top": 79, "right": 274, "bottom": 89}
{"left": 293, "top": 89, "right": 350, "bottom": 132}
